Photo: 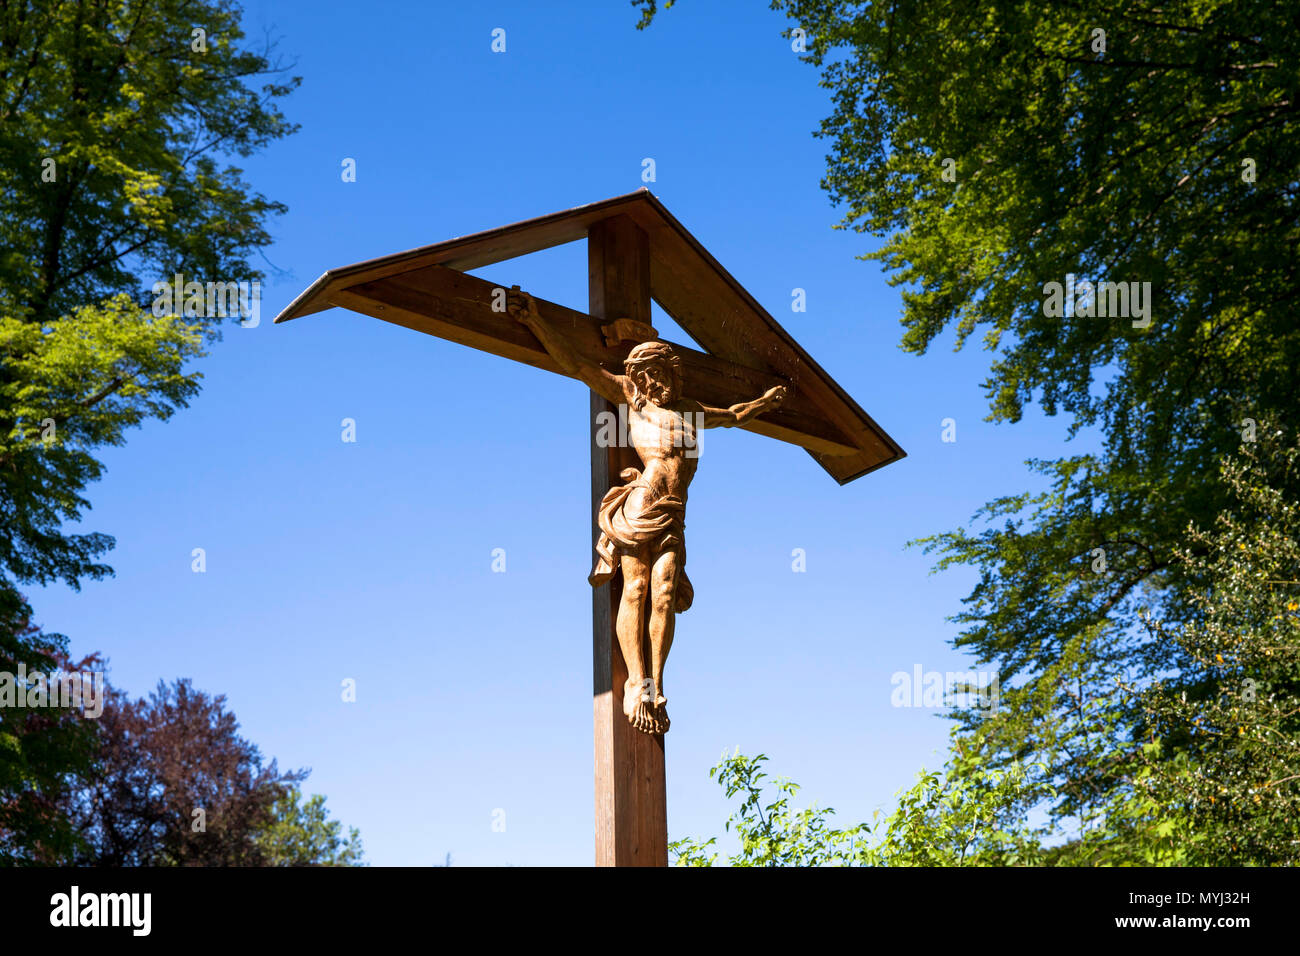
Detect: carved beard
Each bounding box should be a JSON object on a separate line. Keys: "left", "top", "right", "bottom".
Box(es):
{"left": 635, "top": 371, "right": 674, "bottom": 407}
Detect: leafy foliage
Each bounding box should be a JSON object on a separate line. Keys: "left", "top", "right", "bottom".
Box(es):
{"left": 1125, "top": 434, "right": 1300, "bottom": 864}
{"left": 0, "top": 1, "right": 297, "bottom": 862}
{"left": 670, "top": 750, "right": 868, "bottom": 866}
{"left": 0, "top": 593, "right": 100, "bottom": 865}
{"left": 671, "top": 742, "right": 1048, "bottom": 866}
{"left": 0, "top": 298, "right": 203, "bottom": 589}
{"left": 0, "top": 0, "right": 299, "bottom": 329}
{"left": 60, "top": 678, "right": 304, "bottom": 866}
{"left": 635, "top": 0, "right": 1300, "bottom": 848}
{"left": 257, "top": 786, "right": 366, "bottom": 867}
{"left": 0, "top": 0, "right": 298, "bottom": 596}
{"left": 52, "top": 676, "right": 363, "bottom": 866}
{"left": 679, "top": 438, "right": 1299, "bottom": 865}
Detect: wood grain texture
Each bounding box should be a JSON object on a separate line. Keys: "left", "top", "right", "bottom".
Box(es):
{"left": 330, "top": 265, "right": 858, "bottom": 458}
{"left": 619, "top": 199, "right": 902, "bottom": 483}
{"left": 274, "top": 189, "right": 905, "bottom": 485}
{"left": 590, "top": 216, "right": 667, "bottom": 867}
{"left": 273, "top": 194, "right": 906, "bottom": 867}
{"left": 275, "top": 192, "right": 651, "bottom": 320}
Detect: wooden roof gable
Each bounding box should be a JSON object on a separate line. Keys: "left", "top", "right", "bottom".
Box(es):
{"left": 274, "top": 189, "right": 905, "bottom": 484}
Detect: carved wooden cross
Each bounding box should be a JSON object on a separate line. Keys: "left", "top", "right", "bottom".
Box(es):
{"left": 275, "top": 190, "right": 904, "bottom": 866}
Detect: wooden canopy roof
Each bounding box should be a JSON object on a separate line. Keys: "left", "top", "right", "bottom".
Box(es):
{"left": 274, "top": 189, "right": 904, "bottom": 484}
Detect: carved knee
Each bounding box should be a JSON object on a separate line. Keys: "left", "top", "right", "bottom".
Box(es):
{"left": 623, "top": 575, "right": 649, "bottom": 603}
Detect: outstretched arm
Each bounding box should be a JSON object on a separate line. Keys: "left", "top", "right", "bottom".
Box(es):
{"left": 509, "top": 290, "right": 627, "bottom": 405}
{"left": 698, "top": 385, "right": 787, "bottom": 428}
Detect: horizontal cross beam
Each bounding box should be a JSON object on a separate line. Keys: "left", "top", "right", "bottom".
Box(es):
{"left": 329, "top": 264, "right": 861, "bottom": 458}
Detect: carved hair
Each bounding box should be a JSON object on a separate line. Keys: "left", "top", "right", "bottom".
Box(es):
{"left": 624, "top": 341, "right": 682, "bottom": 410}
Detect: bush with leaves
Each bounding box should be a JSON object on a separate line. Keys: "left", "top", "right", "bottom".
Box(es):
{"left": 671, "top": 739, "right": 1048, "bottom": 867}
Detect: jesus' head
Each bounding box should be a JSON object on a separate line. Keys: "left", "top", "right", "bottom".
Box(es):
{"left": 624, "top": 341, "right": 682, "bottom": 409}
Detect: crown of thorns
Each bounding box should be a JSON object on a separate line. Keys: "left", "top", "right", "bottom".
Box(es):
{"left": 624, "top": 341, "right": 680, "bottom": 372}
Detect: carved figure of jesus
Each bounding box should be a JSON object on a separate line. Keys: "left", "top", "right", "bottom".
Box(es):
{"left": 511, "top": 292, "right": 786, "bottom": 735}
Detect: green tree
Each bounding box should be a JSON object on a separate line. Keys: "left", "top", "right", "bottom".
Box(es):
{"left": 256, "top": 786, "right": 366, "bottom": 867}
{"left": 0, "top": 0, "right": 298, "bottom": 595}
{"left": 0, "top": 0, "right": 297, "bottom": 859}
{"left": 0, "top": 0, "right": 298, "bottom": 329}
{"left": 676, "top": 439, "right": 1300, "bottom": 866}
{"left": 0, "top": 298, "right": 202, "bottom": 588}
{"left": 0, "top": 595, "right": 101, "bottom": 865}
{"left": 1125, "top": 433, "right": 1300, "bottom": 864}
{"left": 635, "top": 0, "right": 1300, "bottom": 838}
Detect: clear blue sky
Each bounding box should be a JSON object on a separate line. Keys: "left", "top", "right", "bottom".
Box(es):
{"left": 33, "top": 0, "right": 1088, "bottom": 865}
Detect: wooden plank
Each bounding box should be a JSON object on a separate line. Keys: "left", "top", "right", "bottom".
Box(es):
{"left": 275, "top": 192, "right": 652, "bottom": 321}
{"left": 328, "top": 265, "right": 861, "bottom": 458}
{"left": 619, "top": 198, "right": 906, "bottom": 484}
{"left": 273, "top": 189, "right": 906, "bottom": 484}
{"left": 590, "top": 215, "right": 667, "bottom": 868}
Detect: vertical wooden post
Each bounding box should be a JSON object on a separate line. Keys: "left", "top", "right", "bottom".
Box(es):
{"left": 590, "top": 215, "right": 668, "bottom": 867}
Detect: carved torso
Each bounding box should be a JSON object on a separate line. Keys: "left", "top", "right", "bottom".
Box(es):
{"left": 626, "top": 399, "right": 700, "bottom": 502}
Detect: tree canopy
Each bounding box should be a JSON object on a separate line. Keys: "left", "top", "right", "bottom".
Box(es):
{"left": 0, "top": 0, "right": 301, "bottom": 862}
{"left": 46, "top": 676, "right": 363, "bottom": 867}
{"left": 0, "top": 0, "right": 299, "bottom": 599}
{"left": 0, "top": 0, "right": 297, "bottom": 329}
{"left": 636, "top": 0, "right": 1300, "bottom": 855}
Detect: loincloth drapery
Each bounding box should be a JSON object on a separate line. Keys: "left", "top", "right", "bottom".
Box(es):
{"left": 588, "top": 468, "right": 694, "bottom": 613}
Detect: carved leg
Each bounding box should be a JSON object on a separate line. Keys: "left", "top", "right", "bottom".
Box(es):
{"left": 646, "top": 549, "right": 680, "bottom": 734}
{"left": 617, "top": 551, "right": 657, "bottom": 735}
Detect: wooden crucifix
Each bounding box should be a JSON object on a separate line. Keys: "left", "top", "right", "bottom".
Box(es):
{"left": 275, "top": 191, "right": 905, "bottom": 866}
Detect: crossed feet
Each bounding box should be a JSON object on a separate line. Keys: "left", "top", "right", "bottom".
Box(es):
{"left": 623, "top": 678, "right": 670, "bottom": 735}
